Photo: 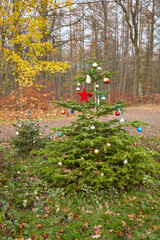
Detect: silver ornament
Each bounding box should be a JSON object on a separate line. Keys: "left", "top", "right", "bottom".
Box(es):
{"left": 92, "top": 62, "right": 98, "bottom": 68}
{"left": 123, "top": 160, "right": 128, "bottom": 164}
{"left": 97, "top": 66, "right": 102, "bottom": 70}
{"left": 101, "top": 96, "right": 106, "bottom": 100}
{"left": 119, "top": 118, "right": 125, "bottom": 123}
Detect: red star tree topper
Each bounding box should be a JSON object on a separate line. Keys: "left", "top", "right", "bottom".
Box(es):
{"left": 77, "top": 88, "right": 91, "bottom": 102}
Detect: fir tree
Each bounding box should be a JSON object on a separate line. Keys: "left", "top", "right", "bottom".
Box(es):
{"left": 11, "top": 110, "right": 47, "bottom": 156}
{"left": 33, "top": 60, "right": 160, "bottom": 192}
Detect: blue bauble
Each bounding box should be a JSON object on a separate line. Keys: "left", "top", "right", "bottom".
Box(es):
{"left": 58, "top": 133, "right": 62, "bottom": 137}
{"left": 70, "top": 109, "right": 74, "bottom": 114}
{"left": 137, "top": 127, "right": 142, "bottom": 132}
{"left": 49, "top": 136, "right": 52, "bottom": 140}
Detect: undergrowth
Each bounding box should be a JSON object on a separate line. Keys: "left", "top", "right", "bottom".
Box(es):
{"left": 0, "top": 137, "right": 160, "bottom": 240}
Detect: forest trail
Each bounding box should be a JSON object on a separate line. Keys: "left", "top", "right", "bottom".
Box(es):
{"left": 0, "top": 106, "right": 160, "bottom": 142}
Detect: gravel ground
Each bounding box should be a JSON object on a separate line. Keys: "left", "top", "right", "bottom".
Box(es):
{"left": 0, "top": 107, "right": 160, "bottom": 142}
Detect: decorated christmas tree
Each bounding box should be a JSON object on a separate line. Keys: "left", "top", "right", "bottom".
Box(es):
{"left": 34, "top": 60, "right": 159, "bottom": 192}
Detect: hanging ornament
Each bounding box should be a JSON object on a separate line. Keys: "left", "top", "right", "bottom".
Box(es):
{"left": 76, "top": 87, "right": 80, "bottom": 91}
{"left": 58, "top": 162, "right": 62, "bottom": 166}
{"left": 97, "top": 66, "right": 102, "bottom": 71}
{"left": 96, "top": 84, "right": 99, "bottom": 88}
{"left": 107, "top": 143, "right": 111, "bottom": 147}
{"left": 137, "top": 127, "right": 142, "bottom": 132}
{"left": 97, "top": 97, "right": 100, "bottom": 106}
{"left": 101, "top": 96, "right": 106, "bottom": 100}
{"left": 15, "top": 131, "right": 19, "bottom": 135}
{"left": 58, "top": 132, "right": 62, "bottom": 137}
{"left": 49, "top": 136, "right": 52, "bottom": 140}
{"left": 86, "top": 75, "right": 91, "bottom": 84}
{"left": 92, "top": 62, "right": 98, "bottom": 68}
{"left": 77, "top": 83, "right": 80, "bottom": 86}
{"left": 61, "top": 110, "right": 65, "bottom": 115}
{"left": 70, "top": 109, "right": 74, "bottom": 114}
{"left": 39, "top": 132, "right": 43, "bottom": 136}
{"left": 133, "top": 142, "right": 137, "bottom": 146}
{"left": 123, "top": 159, "right": 128, "bottom": 165}
{"left": 94, "top": 149, "right": 99, "bottom": 154}
{"left": 115, "top": 111, "right": 120, "bottom": 116}
{"left": 89, "top": 93, "right": 93, "bottom": 97}
{"left": 117, "top": 107, "right": 125, "bottom": 123}
{"left": 90, "top": 125, "right": 95, "bottom": 130}
{"left": 77, "top": 88, "right": 91, "bottom": 102}
{"left": 103, "top": 78, "right": 110, "bottom": 84}
{"left": 119, "top": 118, "right": 125, "bottom": 123}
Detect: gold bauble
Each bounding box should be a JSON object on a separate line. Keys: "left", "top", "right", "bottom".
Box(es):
{"left": 94, "top": 149, "right": 99, "bottom": 154}
{"left": 103, "top": 78, "right": 110, "bottom": 84}
{"left": 61, "top": 110, "right": 65, "bottom": 115}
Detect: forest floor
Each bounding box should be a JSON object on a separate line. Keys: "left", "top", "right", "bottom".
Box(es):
{"left": 1, "top": 105, "right": 160, "bottom": 240}
{"left": 0, "top": 104, "right": 160, "bottom": 142}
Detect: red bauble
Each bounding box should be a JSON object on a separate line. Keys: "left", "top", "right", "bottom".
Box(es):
{"left": 89, "top": 93, "right": 92, "bottom": 97}
{"left": 133, "top": 142, "right": 137, "bottom": 146}
{"left": 115, "top": 111, "right": 120, "bottom": 116}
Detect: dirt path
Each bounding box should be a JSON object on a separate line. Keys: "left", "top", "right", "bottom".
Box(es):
{"left": 0, "top": 107, "right": 160, "bottom": 142}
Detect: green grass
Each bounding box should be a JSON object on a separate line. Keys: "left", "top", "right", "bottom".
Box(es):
{"left": 0, "top": 139, "right": 160, "bottom": 240}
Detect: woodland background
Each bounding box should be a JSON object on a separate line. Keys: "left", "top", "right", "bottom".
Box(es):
{"left": 0, "top": 0, "right": 160, "bottom": 111}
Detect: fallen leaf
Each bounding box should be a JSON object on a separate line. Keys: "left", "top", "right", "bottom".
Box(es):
{"left": 84, "top": 222, "right": 88, "bottom": 228}
{"left": 81, "top": 206, "right": 85, "bottom": 212}
{"left": 86, "top": 210, "right": 93, "bottom": 214}
{"left": 105, "top": 209, "right": 110, "bottom": 215}
{"left": 105, "top": 202, "right": 109, "bottom": 208}
{"left": 20, "top": 222, "right": 26, "bottom": 229}
{"left": 92, "top": 225, "right": 102, "bottom": 232}
{"left": 91, "top": 234, "right": 102, "bottom": 239}
{"left": 117, "top": 232, "right": 124, "bottom": 236}
{"left": 127, "top": 214, "right": 135, "bottom": 220}
{"left": 93, "top": 170, "right": 100, "bottom": 174}
{"left": 121, "top": 220, "right": 127, "bottom": 227}
{"left": 36, "top": 223, "right": 41, "bottom": 228}
{"left": 64, "top": 208, "right": 70, "bottom": 212}
{"left": 153, "top": 225, "right": 158, "bottom": 230}
{"left": 146, "top": 228, "right": 151, "bottom": 235}
{"left": 41, "top": 233, "right": 50, "bottom": 239}
{"left": 99, "top": 205, "right": 103, "bottom": 210}
{"left": 128, "top": 196, "right": 136, "bottom": 201}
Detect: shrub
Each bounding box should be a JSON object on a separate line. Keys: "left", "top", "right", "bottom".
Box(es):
{"left": 11, "top": 110, "right": 47, "bottom": 155}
